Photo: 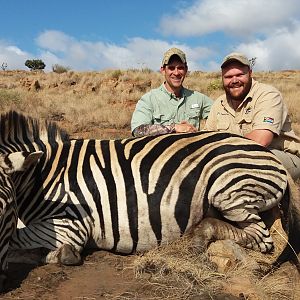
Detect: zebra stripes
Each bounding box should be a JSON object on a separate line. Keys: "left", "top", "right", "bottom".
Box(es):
{"left": 0, "top": 111, "right": 299, "bottom": 270}
{"left": 0, "top": 150, "right": 42, "bottom": 291}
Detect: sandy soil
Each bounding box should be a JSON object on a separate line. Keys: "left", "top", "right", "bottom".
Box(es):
{"left": 2, "top": 250, "right": 144, "bottom": 300}
{"left": 1, "top": 247, "right": 299, "bottom": 300}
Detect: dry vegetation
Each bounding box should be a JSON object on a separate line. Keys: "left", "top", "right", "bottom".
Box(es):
{"left": 1, "top": 68, "right": 300, "bottom": 138}
{"left": 0, "top": 69, "right": 300, "bottom": 299}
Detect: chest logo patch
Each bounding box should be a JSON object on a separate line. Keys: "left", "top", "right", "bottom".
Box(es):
{"left": 191, "top": 103, "right": 200, "bottom": 109}
{"left": 263, "top": 117, "right": 274, "bottom": 124}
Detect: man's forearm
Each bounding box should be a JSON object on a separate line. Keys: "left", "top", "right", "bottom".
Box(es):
{"left": 245, "top": 129, "right": 274, "bottom": 147}
{"left": 132, "top": 124, "right": 175, "bottom": 137}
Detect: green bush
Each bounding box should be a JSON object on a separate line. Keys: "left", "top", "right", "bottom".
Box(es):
{"left": 25, "top": 59, "right": 46, "bottom": 71}
{"left": 207, "top": 79, "right": 223, "bottom": 92}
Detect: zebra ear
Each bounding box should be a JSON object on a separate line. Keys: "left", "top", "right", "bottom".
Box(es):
{"left": 3, "top": 151, "right": 43, "bottom": 174}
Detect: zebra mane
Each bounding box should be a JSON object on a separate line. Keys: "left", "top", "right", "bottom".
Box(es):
{"left": 0, "top": 110, "right": 70, "bottom": 146}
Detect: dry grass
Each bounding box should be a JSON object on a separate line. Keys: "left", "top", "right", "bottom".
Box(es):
{"left": 129, "top": 232, "right": 298, "bottom": 300}
{"left": 132, "top": 237, "right": 223, "bottom": 299}
{"left": 1, "top": 69, "right": 299, "bottom": 138}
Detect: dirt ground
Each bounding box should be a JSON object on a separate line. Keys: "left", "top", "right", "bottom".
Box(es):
{"left": 1, "top": 245, "right": 299, "bottom": 300}
{"left": 2, "top": 250, "right": 147, "bottom": 300}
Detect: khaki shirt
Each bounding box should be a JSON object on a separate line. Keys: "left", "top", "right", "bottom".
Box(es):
{"left": 205, "top": 79, "right": 300, "bottom": 157}
{"left": 131, "top": 84, "right": 213, "bottom": 132}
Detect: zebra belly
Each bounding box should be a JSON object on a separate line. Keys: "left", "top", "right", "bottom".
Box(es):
{"left": 92, "top": 195, "right": 186, "bottom": 253}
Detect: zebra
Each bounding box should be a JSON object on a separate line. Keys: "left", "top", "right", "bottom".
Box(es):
{"left": 0, "top": 110, "right": 299, "bottom": 271}
{"left": 0, "top": 150, "right": 43, "bottom": 291}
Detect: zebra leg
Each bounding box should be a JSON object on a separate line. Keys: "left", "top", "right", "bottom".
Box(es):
{"left": 8, "top": 244, "right": 82, "bottom": 266}
{"left": 44, "top": 244, "right": 82, "bottom": 265}
{"left": 9, "top": 219, "right": 88, "bottom": 266}
{"left": 189, "top": 217, "right": 274, "bottom": 253}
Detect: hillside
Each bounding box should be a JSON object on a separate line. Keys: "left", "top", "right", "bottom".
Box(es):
{"left": 0, "top": 69, "right": 299, "bottom": 138}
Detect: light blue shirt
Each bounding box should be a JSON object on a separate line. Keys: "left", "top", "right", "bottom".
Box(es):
{"left": 131, "top": 84, "right": 213, "bottom": 132}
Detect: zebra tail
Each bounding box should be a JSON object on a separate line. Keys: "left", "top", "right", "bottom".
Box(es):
{"left": 274, "top": 173, "right": 300, "bottom": 272}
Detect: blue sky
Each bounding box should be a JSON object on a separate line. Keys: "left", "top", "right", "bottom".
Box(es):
{"left": 1, "top": 0, "right": 300, "bottom": 72}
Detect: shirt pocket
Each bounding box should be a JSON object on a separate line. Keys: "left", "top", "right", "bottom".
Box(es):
{"left": 216, "top": 113, "right": 230, "bottom": 130}
{"left": 186, "top": 109, "right": 201, "bottom": 126}
{"left": 153, "top": 113, "right": 174, "bottom": 125}
{"left": 187, "top": 109, "right": 200, "bottom": 119}
{"left": 240, "top": 115, "right": 252, "bottom": 135}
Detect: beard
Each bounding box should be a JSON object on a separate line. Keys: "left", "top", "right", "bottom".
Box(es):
{"left": 224, "top": 79, "right": 252, "bottom": 101}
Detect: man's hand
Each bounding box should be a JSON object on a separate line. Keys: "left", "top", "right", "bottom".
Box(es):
{"left": 174, "top": 121, "right": 197, "bottom": 133}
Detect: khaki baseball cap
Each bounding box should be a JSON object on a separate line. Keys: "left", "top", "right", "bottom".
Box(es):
{"left": 162, "top": 47, "right": 187, "bottom": 66}
{"left": 221, "top": 52, "right": 250, "bottom": 68}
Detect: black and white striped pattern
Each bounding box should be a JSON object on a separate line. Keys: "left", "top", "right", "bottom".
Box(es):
{"left": 0, "top": 111, "right": 298, "bottom": 267}
{"left": 0, "top": 150, "right": 42, "bottom": 290}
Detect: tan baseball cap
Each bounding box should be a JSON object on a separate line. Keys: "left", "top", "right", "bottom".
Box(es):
{"left": 221, "top": 52, "right": 250, "bottom": 68}
{"left": 162, "top": 47, "right": 187, "bottom": 66}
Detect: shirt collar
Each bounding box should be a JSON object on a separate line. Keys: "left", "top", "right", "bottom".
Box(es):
{"left": 160, "top": 83, "right": 186, "bottom": 100}
{"left": 246, "top": 78, "right": 257, "bottom": 99}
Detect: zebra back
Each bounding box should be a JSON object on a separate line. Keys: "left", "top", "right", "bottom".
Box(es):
{"left": 0, "top": 110, "right": 69, "bottom": 154}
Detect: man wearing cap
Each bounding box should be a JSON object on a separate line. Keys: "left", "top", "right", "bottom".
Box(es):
{"left": 131, "top": 47, "right": 213, "bottom": 137}
{"left": 204, "top": 52, "right": 300, "bottom": 179}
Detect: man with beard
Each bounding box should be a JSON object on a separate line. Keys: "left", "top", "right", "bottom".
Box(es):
{"left": 131, "top": 47, "right": 213, "bottom": 137}
{"left": 204, "top": 52, "right": 300, "bottom": 179}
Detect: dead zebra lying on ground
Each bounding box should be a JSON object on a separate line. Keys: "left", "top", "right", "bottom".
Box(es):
{"left": 0, "top": 111, "right": 299, "bottom": 280}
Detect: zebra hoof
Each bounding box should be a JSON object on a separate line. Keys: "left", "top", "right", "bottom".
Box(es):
{"left": 189, "top": 217, "right": 217, "bottom": 249}
{"left": 58, "top": 244, "right": 82, "bottom": 266}
{"left": 0, "top": 273, "right": 7, "bottom": 293}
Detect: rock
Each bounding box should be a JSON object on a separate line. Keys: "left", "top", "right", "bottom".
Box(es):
{"left": 207, "top": 240, "right": 260, "bottom": 273}
{"left": 20, "top": 78, "right": 41, "bottom": 91}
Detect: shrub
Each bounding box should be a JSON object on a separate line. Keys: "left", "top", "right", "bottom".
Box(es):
{"left": 52, "top": 64, "right": 71, "bottom": 74}
{"left": 141, "top": 67, "right": 152, "bottom": 74}
{"left": 25, "top": 59, "right": 46, "bottom": 71}
{"left": 249, "top": 57, "right": 257, "bottom": 69}
{"left": 1, "top": 62, "right": 7, "bottom": 71}
{"left": 110, "top": 69, "right": 122, "bottom": 80}
{"left": 207, "top": 79, "right": 223, "bottom": 92}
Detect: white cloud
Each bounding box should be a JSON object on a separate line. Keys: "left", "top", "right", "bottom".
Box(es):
{"left": 35, "top": 31, "right": 213, "bottom": 71}
{"left": 234, "top": 24, "right": 300, "bottom": 70}
{"left": 160, "top": 0, "right": 300, "bottom": 37}
{"left": 124, "top": 37, "right": 213, "bottom": 70}
{"left": 158, "top": 0, "right": 300, "bottom": 71}
{"left": 0, "top": 41, "right": 29, "bottom": 70}
{"left": 36, "top": 30, "right": 75, "bottom": 52}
